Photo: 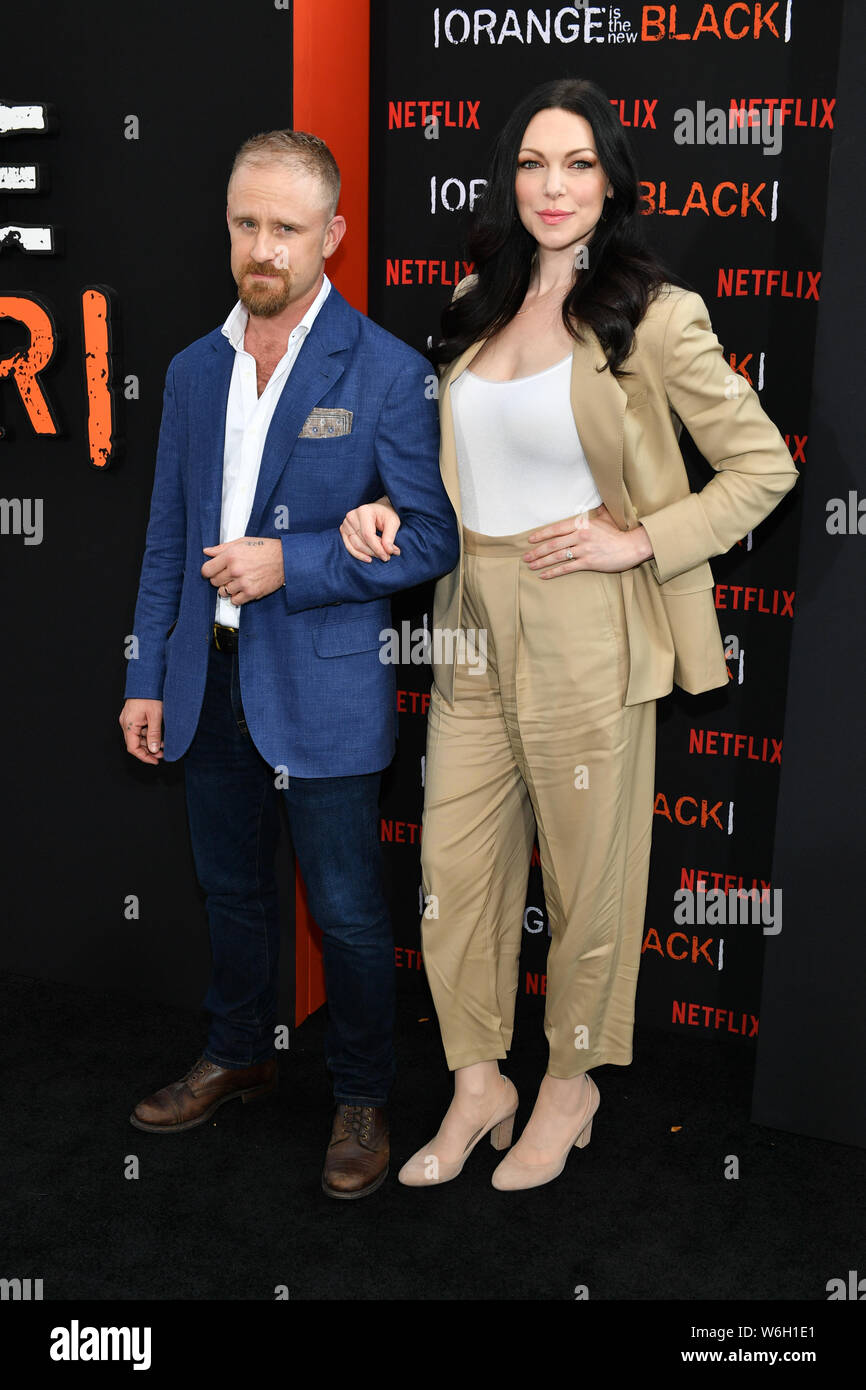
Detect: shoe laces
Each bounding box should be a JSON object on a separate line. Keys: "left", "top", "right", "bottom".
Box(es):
{"left": 184, "top": 1058, "right": 214, "bottom": 1087}
{"left": 339, "top": 1104, "right": 374, "bottom": 1143}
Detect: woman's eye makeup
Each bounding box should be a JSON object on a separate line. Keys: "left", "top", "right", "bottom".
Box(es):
{"left": 517, "top": 157, "right": 596, "bottom": 170}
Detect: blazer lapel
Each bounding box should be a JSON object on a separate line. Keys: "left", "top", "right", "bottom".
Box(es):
{"left": 198, "top": 288, "right": 354, "bottom": 542}
{"left": 568, "top": 327, "right": 628, "bottom": 529}
{"left": 438, "top": 340, "right": 486, "bottom": 525}
{"left": 440, "top": 329, "right": 628, "bottom": 531}
{"left": 246, "top": 333, "right": 345, "bottom": 534}
{"left": 198, "top": 336, "right": 235, "bottom": 548}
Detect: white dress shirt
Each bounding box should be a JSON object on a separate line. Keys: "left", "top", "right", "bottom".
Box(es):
{"left": 214, "top": 273, "right": 332, "bottom": 627}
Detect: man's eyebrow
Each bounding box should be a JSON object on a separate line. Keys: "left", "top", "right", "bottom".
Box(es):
{"left": 230, "top": 212, "right": 304, "bottom": 227}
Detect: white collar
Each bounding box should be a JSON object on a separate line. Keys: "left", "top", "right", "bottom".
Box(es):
{"left": 221, "top": 273, "right": 332, "bottom": 352}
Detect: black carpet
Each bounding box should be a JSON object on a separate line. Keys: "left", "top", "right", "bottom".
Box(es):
{"left": 1, "top": 969, "right": 863, "bottom": 1304}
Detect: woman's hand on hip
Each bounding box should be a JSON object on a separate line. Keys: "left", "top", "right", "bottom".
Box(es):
{"left": 339, "top": 500, "right": 402, "bottom": 562}
{"left": 522, "top": 505, "right": 653, "bottom": 577}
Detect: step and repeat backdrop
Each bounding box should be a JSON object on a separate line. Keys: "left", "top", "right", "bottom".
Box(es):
{"left": 366, "top": 0, "right": 843, "bottom": 1045}
{"left": 0, "top": 0, "right": 848, "bottom": 1072}
{"left": 0, "top": 1, "right": 293, "bottom": 1011}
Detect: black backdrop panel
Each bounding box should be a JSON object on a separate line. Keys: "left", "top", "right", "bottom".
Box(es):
{"left": 0, "top": 2, "right": 292, "bottom": 1011}
{"left": 753, "top": 0, "right": 866, "bottom": 1148}
{"left": 367, "top": 0, "right": 843, "bottom": 1050}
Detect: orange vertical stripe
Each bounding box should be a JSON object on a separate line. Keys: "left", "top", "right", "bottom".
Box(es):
{"left": 293, "top": 0, "right": 370, "bottom": 314}
{"left": 292, "top": 0, "right": 370, "bottom": 1023}
{"left": 295, "top": 868, "right": 326, "bottom": 1028}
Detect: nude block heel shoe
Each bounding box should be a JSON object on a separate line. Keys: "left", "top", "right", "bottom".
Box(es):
{"left": 574, "top": 1116, "right": 593, "bottom": 1148}
{"left": 491, "top": 1074, "right": 599, "bottom": 1191}
{"left": 398, "top": 1076, "right": 519, "bottom": 1186}
{"left": 489, "top": 1111, "right": 515, "bottom": 1151}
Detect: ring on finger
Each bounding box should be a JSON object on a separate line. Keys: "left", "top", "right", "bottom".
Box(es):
{"left": 565, "top": 548, "right": 574, "bottom": 561}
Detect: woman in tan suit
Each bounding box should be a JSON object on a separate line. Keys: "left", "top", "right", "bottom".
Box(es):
{"left": 341, "top": 78, "right": 798, "bottom": 1191}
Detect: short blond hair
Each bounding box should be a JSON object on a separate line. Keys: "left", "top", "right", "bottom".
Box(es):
{"left": 229, "top": 130, "right": 341, "bottom": 218}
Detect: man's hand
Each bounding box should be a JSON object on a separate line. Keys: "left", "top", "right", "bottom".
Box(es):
{"left": 340, "top": 502, "right": 402, "bottom": 563}
{"left": 120, "top": 699, "right": 165, "bottom": 764}
{"left": 201, "top": 537, "right": 285, "bottom": 603}
{"left": 522, "top": 505, "right": 653, "bottom": 577}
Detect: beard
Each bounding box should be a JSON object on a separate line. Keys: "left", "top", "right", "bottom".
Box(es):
{"left": 237, "top": 261, "right": 294, "bottom": 318}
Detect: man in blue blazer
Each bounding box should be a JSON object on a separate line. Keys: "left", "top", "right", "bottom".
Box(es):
{"left": 119, "top": 131, "right": 458, "bottom": 1199}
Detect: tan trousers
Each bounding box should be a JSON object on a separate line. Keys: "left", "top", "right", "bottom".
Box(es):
{"left": 420, "top": 522, "right": 656, "bottom": 1077}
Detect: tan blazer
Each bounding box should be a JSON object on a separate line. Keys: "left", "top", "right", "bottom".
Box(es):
{"left": 431, "top": 280, "right": 799, "bottom": 707}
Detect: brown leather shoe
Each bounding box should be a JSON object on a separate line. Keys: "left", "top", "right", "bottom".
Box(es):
{"left": 129, "top": 1055, "right": 277, "bottom": 1133}
{"left": 322, "top": 1104, "right": 389, "bottom": 1199}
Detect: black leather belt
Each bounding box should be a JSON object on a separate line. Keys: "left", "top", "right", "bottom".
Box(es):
{"left": 212, "top": 623, "right": 239, "bottom": 652}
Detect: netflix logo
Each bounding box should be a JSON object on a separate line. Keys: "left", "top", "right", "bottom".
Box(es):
{"left": 714, "top": 585, "right": 795, "bottom": 617}
{"left": 385, "top": 259, "right": 474, "bottom": 287}
{"left": 672, "top": 1000, "right": 759, "bottom": 1037}
{"left": 729, "top": 97, "right": 835, "bottom": 129}
{"left": 689, "top": 730, "right": 783, "bottom": 764}
{"left": 388, "top": 99, "right": 480, "bottom": 130}
{"left": 680, "top": 867, "right": 774, "bottom": 896}
{"left": 718, "top": 268, "right": 820, "bottom": 298}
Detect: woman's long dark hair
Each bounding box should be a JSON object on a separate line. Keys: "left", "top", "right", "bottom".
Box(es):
{"left": 431, "top": 78, "right": 678, "bottom": 378}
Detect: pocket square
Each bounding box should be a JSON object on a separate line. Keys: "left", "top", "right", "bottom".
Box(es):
{"left": 299, "top": 407, "right": 353, "bottom": 439}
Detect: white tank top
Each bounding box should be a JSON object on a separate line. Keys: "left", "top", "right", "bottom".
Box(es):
{"left": 450, "top": 354, "right": 602, "bottom": 535}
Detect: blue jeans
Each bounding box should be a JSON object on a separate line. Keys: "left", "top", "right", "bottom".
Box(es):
{"left": 183, "top": 642, "right": 395, "bottom": 1107}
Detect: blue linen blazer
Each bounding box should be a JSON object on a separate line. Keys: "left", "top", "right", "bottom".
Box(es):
{"left": 124, "top": 284, "right": 459, "bottom": 775}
